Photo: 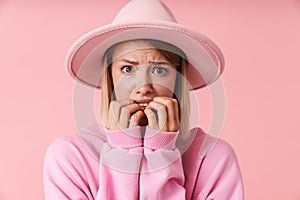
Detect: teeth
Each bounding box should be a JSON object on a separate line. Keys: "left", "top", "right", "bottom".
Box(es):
{"left": 139, "top": 103, "right": 148, "bottom": 108}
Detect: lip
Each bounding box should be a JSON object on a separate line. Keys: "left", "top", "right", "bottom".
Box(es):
{"left": 134, "top": 99, "right": 153, "bottom": 104}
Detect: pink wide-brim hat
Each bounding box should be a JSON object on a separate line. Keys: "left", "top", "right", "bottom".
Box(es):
{"left": 66, "top": 0, "right": 224, "bottom": 90}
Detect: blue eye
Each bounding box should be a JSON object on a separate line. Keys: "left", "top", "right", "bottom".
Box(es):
{"left": 121, "top": 65, "right": 134, "bottom": 74}
{"left": 153, "top": 66, "right": 168, "bottom": 75}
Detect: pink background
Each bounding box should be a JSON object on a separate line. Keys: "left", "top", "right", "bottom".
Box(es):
{"left": 1, "top": 0, "right": 300, "bottom": 199}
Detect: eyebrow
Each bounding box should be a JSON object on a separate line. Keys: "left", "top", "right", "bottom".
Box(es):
{"left": 149, "top": 61, "right": 171, "bottom": 65}
{"left": 117, "top": 59, "right": 171, "bottom": 66}
{"left": 118, "top": 59, "right": 139, "bottom": 65}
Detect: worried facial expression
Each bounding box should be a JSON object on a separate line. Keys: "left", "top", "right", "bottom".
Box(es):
{"left": 111, "top": 40, "right": 178, "bottom": 104}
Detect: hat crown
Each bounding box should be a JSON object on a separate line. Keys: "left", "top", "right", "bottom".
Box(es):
{"left": 113, "top": 0, "right": 178, "bottom": 24}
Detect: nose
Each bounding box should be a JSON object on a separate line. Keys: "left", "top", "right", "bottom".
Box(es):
{"left": 135, "top": 83, "right": 153, "bottom": 95}
{"left": 135, "top": 69, "right": 153, "bottom": 95}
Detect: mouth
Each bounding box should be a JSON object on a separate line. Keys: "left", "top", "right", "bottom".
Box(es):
{"left": 138, "top": 103, "right": 148, "bottom": 109}
{"left": 134, "top": 99, "right": 152, "bottom": 108}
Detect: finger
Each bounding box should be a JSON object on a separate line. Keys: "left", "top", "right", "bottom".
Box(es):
{"left": 144, "top": 107, "right": 159, "bottom": 130}
{"left": 107, "top": 99, "right": 134, "bottom": 130}
{"left": 129, "top": 111, "right": 144, "bottom": 128}
{"left": 119, "top": 103, "right": 142, "bottom": 129}
{"left": 147, "top": 101, "right": 167, "bottom": 131}
{"left": 110, "top": 99, "right": 133, "bottom": 122}
{"left": 153, "top": 97, "right": 180, "bottom": 131}
{"left": 153, "top": 97, "right": 177, "bottom": 121}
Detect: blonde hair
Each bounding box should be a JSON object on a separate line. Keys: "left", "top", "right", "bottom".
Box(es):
{"left": 100, "top": 39, "right": 190, "bottom": 138}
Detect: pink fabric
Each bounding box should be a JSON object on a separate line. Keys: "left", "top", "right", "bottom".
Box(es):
{"left": 43, "top": 123, "right": 244, "bottom": 199}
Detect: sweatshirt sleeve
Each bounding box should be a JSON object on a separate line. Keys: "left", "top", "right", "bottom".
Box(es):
{"left": 139, "top": 126, "right": 186, "bottom": 199}
{"left": 194, "top": 139, "right": 244, "bottom": 200}
{"left": 43, "top": 135, "right": 97, "bottom": 200}
{"left": 97, "top": 126, "right": 143, "bottom": 199}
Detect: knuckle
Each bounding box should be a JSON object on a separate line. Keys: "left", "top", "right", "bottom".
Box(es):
{"left": 172, "top": 99, "right": 178, "bottom": 106}
{"left": 130, "top": 115, "right": 137, "bottom": 120}
{"left": 130, "top": 116, "right": 139, "bottom": 123}
{"left": 146, "top": 110, "right": 155, "bottom": 118}
{"left": 121, "top": 107, "right": 130, "bottom": 116}
{"left": 156, "top": 103, "right": 166, "bottom": 111}
{"left": 165, "top": 99, "right": 173, "bottom": 106}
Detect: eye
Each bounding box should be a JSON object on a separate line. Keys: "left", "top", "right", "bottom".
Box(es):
{"left": 121, "top": 65, "right": 134, "bottom": 74}
{"left": 153, "top": 66, "right": 169, "bottom": 75}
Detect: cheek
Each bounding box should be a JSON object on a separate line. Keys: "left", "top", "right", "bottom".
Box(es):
{"left": 154, "top": 73, "right": 177, "bottom": 96}
{"left": 154, "top": 85, "right": 174, "bottom": 97}
{"left": 153, "top": 78, "right": 177, "bottom": 97}
{"left": 112, "top": 75, "right": 135, "bottom": 99}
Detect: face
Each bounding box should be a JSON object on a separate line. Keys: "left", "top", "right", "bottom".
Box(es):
{"left": 111, "top": 40, "right": 178, "bottom": 103}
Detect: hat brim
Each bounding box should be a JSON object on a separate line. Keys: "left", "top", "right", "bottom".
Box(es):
{"left": 66, "top": 21, "right": 224, "bottom": 90}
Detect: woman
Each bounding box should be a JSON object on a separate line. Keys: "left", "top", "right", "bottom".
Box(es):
{"left": 43, "top": 0, "right": 244, "bottom": 199}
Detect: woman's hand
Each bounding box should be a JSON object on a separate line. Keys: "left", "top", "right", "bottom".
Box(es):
{"left": 106, "top": 97, "right": 180, "bottom": 132}
{"left": 144, "top": 97, "right": 180, "bottom": 132}
{"left": 106, "top": 99, "right": 144, "bottom": 130}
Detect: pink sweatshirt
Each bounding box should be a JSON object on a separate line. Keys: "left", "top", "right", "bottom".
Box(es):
{"left": 43, "top": 122, "right": 244, "bottom": 199}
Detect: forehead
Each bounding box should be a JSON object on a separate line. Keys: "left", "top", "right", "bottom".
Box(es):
{"left": 112, "top": 40, "right": 165, "bottom": 61}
